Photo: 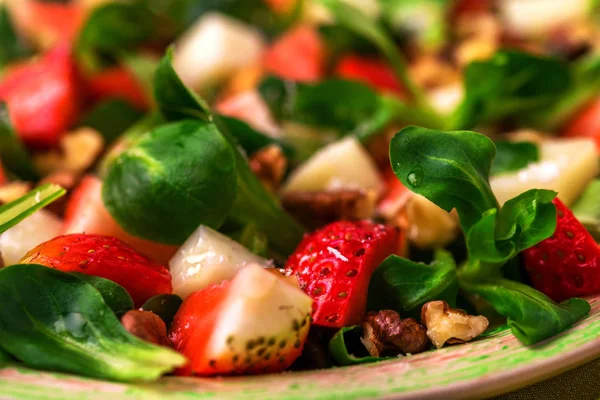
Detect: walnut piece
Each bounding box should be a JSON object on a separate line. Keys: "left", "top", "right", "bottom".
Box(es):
{"left": 282, "top": 189, "right": 377, "bottom": 229}
{"left": 121, "top": 310, "right": 172, "bottom": 347}
{"left": 249, "top": 145, "right": 287, "bottom": 192}
{"left": 361, "top": 310, "right": 429, "bottom": 357}
{"left": 421, "top": 301, "right": 489, "bottom": 349}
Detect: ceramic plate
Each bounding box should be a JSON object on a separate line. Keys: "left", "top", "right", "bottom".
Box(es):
{"left": 1, "top": 295, "right": 600, "bottom": 400}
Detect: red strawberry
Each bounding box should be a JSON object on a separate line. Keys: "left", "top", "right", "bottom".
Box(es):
{"left": 334, "top": 55, "right": 405, "bottom": 97}
{"left": 285, "top": 220, "right": 399, "bottom": 328}
{"left": 20, "top": 234, "right": 172, "bottom": 306}
{"left": 85, "top": 66, "right": 149, "bottom": 110}
{"left": 169, "top": 265, "right": 312, "bottom": 376}
{"left": 0, "top": 45, "right": 80, "bottom": 148}
{"left": 524, "top": 198, "right": 600, "bottom": 302}
{"left": 63, "top": 175, "right": 178, "bottom": 264}
{"left": 264, "top": 25, "right": 325, "bottom": 82}
{"left": 563, "top": 97, "right": 600, "bottom": 150}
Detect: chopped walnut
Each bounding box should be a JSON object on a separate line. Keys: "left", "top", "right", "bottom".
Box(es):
{"left": 0, "top": 182, "right": 32, "bottom": 205}
{"left": 421, "top": 301, "right": 489, "bottom": 349}
{"left": 121, "top": 310, "right": 172, "bottom": 347}
{"left": 249, "top": 145, "right": 287, "bottom": 192}
{"left": 220, "top": 63, "right": 264, "bottom": 100}
{"left": 361, "top": 310, "right": 429, "bottom": 357}
{"left": 34, "top": 128, "right": 104, "bottom": 176}
{"left": 410, "top": 54, "right": 460, "bottom": 90}
{"left": 282, "top": 189, "right": 377, "bottom": 229}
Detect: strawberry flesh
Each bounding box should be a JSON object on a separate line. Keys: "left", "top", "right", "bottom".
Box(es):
{"left": 524, "top": 198, "right": 600, "bottom": 302}
{"left": 20, "top": 234, "right": 172, "bottom": 306}
{"left": 285, "top": 220, "right": 399, "bottom": 328}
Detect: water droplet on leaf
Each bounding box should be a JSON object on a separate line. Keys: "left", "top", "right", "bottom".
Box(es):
{"left": 407, "top": 166, "right": 423, "bottom": 188}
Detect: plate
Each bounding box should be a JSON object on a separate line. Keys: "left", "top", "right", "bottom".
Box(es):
{"left": 1, "top": 295, "right": 600, "bottom": 400}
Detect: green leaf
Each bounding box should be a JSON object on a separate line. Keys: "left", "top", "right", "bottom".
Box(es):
{"left": 0, "top": 103, "right": 38, "bottom": 181}
{"left": 368, "top": 250, "right": 458, "bottom": 319}
{"left": 0, "top": 184, "right": 65, "bottom": 235}
{"left": 153, "top": 48, "right": 211, "bottom": 122}
{"left": 140, "top": 294, "right": 183, "bottom": 328}
{"left": 78, "top": 99, "right": 143, "bottom": 144}
{"left": 0, "top": 5, "right": 30, "bottom": 68}
{"left": 461, "top": 278, "right": 590, "bottom": 345}
{"left": 491, "top": 141, "right": 539, "bottom": 176}
{"left": 329, "top": 326, "right": 389, "bottom": 366}
{"left": 0, "top": 347, "right": 11, "bottom": 363}
{"left": 76, "top": 3, "right": 157, "bottom": 70}
{"left": 0, "top": 264, "right": 186, "bottom": 381}
{"left": 214, "top": 114, "right": 294, "bottom": 157}
{"left": 390, "top": 126, "right": 498, "bottom": 231}
{"left": 320, "top": 0, "right": 430, "bottom": 110}
{"left": 572, "top": 180, "right": 600, "bottom": 241}
{"left": 122, "top": 53, "right": 159, "bottom": 107}
{"left": 70, "top": 273, "right": 134, "bottom": 317}
{"left": 103, "top": 119, "right": 238, "bottom": 245}
{"left": 465, "top": 189, "right": 557, "bottom": 273}
{"left": 380, "top": 0, "right": 449, "bottom": 50}
{"left": 454, "top": 50, "right": 570, "bottom": 129}
{"left": 226, "top": 223, "right": 269, "bottom": 257}
{"left": 152, "top": 50, "right": 304, "bottom": 255}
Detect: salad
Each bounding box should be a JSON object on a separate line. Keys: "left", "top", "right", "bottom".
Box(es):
{"left": 0, "top": 0, "right": 599, "bottom": 381}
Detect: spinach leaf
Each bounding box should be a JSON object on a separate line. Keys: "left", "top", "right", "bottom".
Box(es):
{"left": 572, "top": 180, "right": 600, "bottom": 241}
{"left": 368, "top": 250, "right": 458, "bottom": 319}
{"left": 78, "top": 99, "right": 142, "bottom": 144}
{"left": 0, "top": 103, "right": 38, "bottom": 181}
{"left": 465, "top": 190, "right": 557, "bottom": 269}
{"left": 225, "top": 223, "right": 269, "bottom": 257}
{"left": 102, "top": 119, "right": 238, "bottom": 245}
{"left": 491, "top": 141, "right": 539, "bottom": 176}
{"left": 329, "top": 326, "right": 389, "bottom": 366}
{"left": 0, "top": 184, "right": 65, "bottom": 235}
{"left": 461, "top": 278, "right": 590, "bottom": 345}
{"left": 151, "top": 50, "right": 304, "bottom": 255}
{"left": 453, "top": 50, "right": 570, "bottom": 129}
{"left": 141, "top": 294, "right": 182, "bottom": 328}
{"left": 0, "top": 5, "right": 30, "bottom": 68}
{"left": 0, "top": 264, "right": 186, "bottom": 381}
{"left": 213, "top": 114, "right": 293, "bottom": 157}
{"left": 76, "top": 3, "right": 157, "bottom": 70}
{"left": 390, "top": 126, "right": 498, "bottom": 231}
{"left": 71, "top": 273, "right": 134, "bottom": 317}
{"left": 0, "top": 347, "right": 10, "bottom": 363}
{"left": 153, "top": 49, "right": 211, "bottom": 122}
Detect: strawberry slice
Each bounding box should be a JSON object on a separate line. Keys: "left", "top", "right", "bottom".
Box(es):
{"left": 169, "top": 265, "right": 312, "bottom": 376}
{"left": 0, "top": 45, "right": 81, "bottom": 148}
{"left": 285, "top": 220, "right": 399, "bottom": 328}
{"left": 524, "top": 198, "right": 600, "bottom": 302}
{"left": 563, "top": 97, "right": 600, "bottom": 150}
{"left": 264, "top": 25, "right": 325, "bottom": 82}
{"left": 20, "top": 234, "right": 172, "bottom": 307}
{"left": 85, "top": 66, "right": 149, "bottom": 110}
{"left": 63, "top": 175, "right": 178, "bottom": 264}
{"left": 334, "top": 55, "right": 405, "bottom": 97}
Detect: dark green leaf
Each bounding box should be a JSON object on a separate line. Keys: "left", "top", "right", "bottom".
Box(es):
{"left": 572, "top": 180, "right": 600, "bottom": 241}
{"left": 0, "top": 103, "right": 38, "bottom": 181}
{"left": 78, "top": 99, "right": 143, "bottom": 144}
{"left": 461, "top": 278, "right": 590, "bottom": 345}
{"left": 153, "top": 48, "right": 211, "bottom": 122}
{"left": 103, "top": 119, "right": 238, "bottom": 245}
{"left": 454, "top": 50, "right": 570, "bottom": 129}
{"left": 0, "top": 184, "right": 65, "bottom": 235}
{"left": 0, "top": 347, "right": 11, "bottom": 363}
{"left": 214, "top": 114, "right": 293, "bottom": 157}
{"left": 0, "top": 264, "right": 185, "bottom": 381}
{"left": 329, "top": 326, "right": 389, "bottom": 366}
{"left": 76, "top": 3, "right": 157, "bottom": 70}
{"left": 491, "top": 141, "right": 539, "bottom": 176}
{"left": 0, "top": 5, "right": 30, "bottom": 67}
{"left": 368, "top": 250, "right": 458, "bottom": 319}
{"left": 225, "top": 223, "right": 269, "bottom": 257}
{"left": 390, "top": 126, "right": 498, "bottom": 231}
{"left": 464, "top": 190, "right": 557, "bottom": 275}
{"left": 70, "top": 273, "right": 134, "bottom": 317}
{"left": 153, "top": 51, "right": 305, "bottom": 255}
{"left": 141, "top": 294, "right": 183, "bottom": 328}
